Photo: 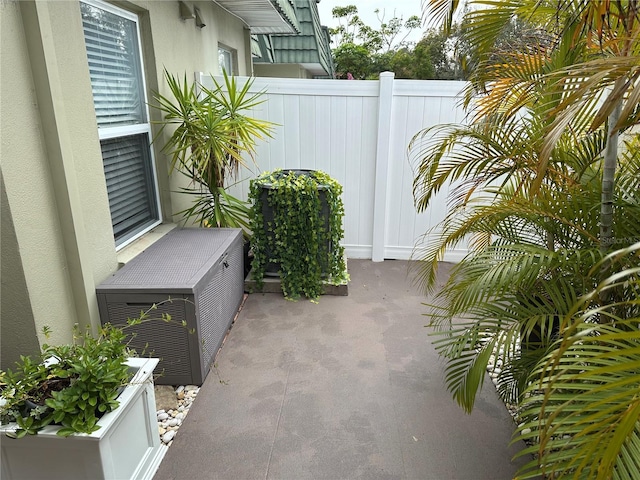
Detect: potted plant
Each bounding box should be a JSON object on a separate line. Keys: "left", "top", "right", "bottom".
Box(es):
{"left": 0, "top": 317, "right": 165, "bottom": 480}
{"left": 153, "top": 70, "right": 275, "bottom": 276}
{"left": 249, "top": 169, "right": 348, "bottom": 300}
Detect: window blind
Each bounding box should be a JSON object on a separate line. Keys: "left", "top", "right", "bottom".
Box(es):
{"left": 81, "top": 1, "right": 160, "bottom": 247}
{"left": 81, "top": 3, "right": 145, "bottom": 127}
{"left": 100, "top": 134, "right": 158, "bottom": 241}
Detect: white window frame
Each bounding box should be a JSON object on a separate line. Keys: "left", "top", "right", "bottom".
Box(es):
{"left": 82, "top": 0, "right": 162, "bottom": 250}
{"left": 218, "top": 44, "right": 237, "bottom": 75}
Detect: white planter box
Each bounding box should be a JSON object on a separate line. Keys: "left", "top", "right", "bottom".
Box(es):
{"left": 0, "top": 358, "right": 166, "bottom": 480}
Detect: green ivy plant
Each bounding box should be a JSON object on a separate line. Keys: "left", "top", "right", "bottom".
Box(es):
{"left": 0, "top": 301, "right": 185, "bottom": 438}
{"left": 249, "top": 169, "right": 348, "bottom": 301}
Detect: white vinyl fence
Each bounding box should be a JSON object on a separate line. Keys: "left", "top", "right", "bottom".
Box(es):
{"left": 200, "top": 72, "right": 469, "bottom": 262}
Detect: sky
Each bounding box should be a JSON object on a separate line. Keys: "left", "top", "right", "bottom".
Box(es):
{"left": 316, "top": 0, "right": 427, "bottom": 44}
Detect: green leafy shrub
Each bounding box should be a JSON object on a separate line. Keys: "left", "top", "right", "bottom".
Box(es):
{"left": 0, "top": 302, "right": 184, "bottom": 438}
{"left": 0, "top": 324, "right": 131, "bottom": 438}
{"left": 249, "top": 169, "right": 347, "bottom": 300}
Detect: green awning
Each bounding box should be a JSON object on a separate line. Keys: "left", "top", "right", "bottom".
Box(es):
{"left": 271, "top": 0, "right": 300, "bottom": 33}
{"left": 251, "top": 34, "right": 275, "bottom": 62}
{"left": 254, "top": 0, "right": 334, "bottom": 77}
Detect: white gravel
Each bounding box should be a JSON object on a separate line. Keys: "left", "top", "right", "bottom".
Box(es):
{"left": 156, "top": 385, "right": 199, "bottom": 447}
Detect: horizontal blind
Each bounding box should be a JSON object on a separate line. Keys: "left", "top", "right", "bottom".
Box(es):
{"left": 100, "top": 134, "right": 158, "bottom": 240}
{"left": 81, "top": 2, "right": 145, "bottom": 127}
{"left": 81, "top": 0, "right": 160, "bottom": 247}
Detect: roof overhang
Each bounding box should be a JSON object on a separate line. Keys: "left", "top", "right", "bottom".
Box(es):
{"left": 299, "top": 62, "right": 329, "bottom": 76}
{"left": 213, "top": 0, "right": 300, "bottom": 34}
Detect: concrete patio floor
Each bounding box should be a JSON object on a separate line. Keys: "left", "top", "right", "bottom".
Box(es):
{"left": 154, "top": 259, "right": 530, "bottom": 480}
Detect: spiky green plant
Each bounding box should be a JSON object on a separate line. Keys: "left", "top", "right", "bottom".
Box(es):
{"left": 153, "top": 70, "right": 274, "bottom": 236}
{"left": 515, "top": 244, "right": 640, "bottom": 480}
{"left": 413, "top": 1, "right": 640, "bottom": 476}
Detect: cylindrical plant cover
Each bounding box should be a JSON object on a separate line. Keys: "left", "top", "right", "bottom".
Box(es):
{"left": 249, "top": 169, "right": 347, "bottom": 300}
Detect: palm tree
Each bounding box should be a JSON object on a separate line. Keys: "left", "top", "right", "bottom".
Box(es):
{"left": 413, "top": 1, "right": 640, "bottom": 476}
{"left": 516, "top": 243, "right": 640, "bottom": 479}
{"left": 411, "top": 111, "right": 640, "bottom": 410}
{"left": 422, "top": 1, "right": 640, "bottom": 249}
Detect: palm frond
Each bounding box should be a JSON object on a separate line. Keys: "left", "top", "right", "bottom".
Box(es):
{"left": 516, "top": 245, "right": 640, "bottom": 479}
{"left": 424, "top": 243, "right": 602, "bottom": 410}
{"left": 422, "top": 0, "right": 463, "bottom": 33}
{"left": 416, "top": 1, "right": 640, "bottom": 477}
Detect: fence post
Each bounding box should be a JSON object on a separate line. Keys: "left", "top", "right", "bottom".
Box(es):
{"left": 371, "top": 71, "right": 395, "bottom": 262}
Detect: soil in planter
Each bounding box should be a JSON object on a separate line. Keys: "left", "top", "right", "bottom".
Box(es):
{"left": 23, "top": 376, "right": 72, "bottom": 413}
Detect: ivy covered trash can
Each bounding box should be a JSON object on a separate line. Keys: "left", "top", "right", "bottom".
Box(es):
{"left": 249, "top": 169, "right": 347, "bottom": 300}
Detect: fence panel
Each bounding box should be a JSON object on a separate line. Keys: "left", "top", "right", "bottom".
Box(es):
{"left": 386, "top": 80, "right": 469, "bottom": 261}
{"left": 199, "top": 73, "right": 468, "bottom": 261}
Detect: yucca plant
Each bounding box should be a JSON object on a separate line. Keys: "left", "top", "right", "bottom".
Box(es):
{"left": 153, "top": 70, "right": 274, "bottom": 236}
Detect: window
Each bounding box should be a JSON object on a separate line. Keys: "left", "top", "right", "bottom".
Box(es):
{"left": 218, "top": 45, "right": 236, "bottom": 74}
{"left": 81, "top": 0, "right": 161, "bottom": 248}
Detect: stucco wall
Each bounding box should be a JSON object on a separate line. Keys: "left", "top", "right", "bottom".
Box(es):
{"left": 254, "top": 63, "right": 313, "bottom": 79}
{"left": 1, "top": 175, "right": 41, "bottom": 369}
{"left": 137, "top": 0, "right": 251, "bottom": 221}
{"left": 1, "top": 1, "right": 84, "bottom": 350}
{"left": 0, "top": 0, "right": 252, "bottom": 352}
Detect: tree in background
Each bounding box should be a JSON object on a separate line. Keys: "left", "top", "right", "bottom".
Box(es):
{"left": 329, "top": 5, "right": 420, "bottom": 54}
{"left": 413, "top": 29, "right": 458, "bottom": 79}
{"left": 328, "top": 5, "right": 429, "bottom": 79}
{"left": 328, "top": 4, "right": 536, "bottom": 80}
{"left": 328, "top": 5, "right": 360, "bottom": 46}
{"left": 332, "top": 42, "right": 371, "bottom": 79}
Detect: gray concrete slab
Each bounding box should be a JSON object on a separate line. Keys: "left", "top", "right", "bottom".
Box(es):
{"left": 154, "top": 260, "right": 530, "bottom": 480}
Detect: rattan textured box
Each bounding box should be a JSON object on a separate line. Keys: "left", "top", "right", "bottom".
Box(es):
{"left": 96, "top": 228, "right": 243, "bottom": 385}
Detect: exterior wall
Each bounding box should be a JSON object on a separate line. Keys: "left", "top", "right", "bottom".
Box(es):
{"left": 0, "top": 0, "right": 252, "bottom": 354}
{"left": 1, "top": 1, "right": 88, "bottom": 353}
{"left": 254, "top": 63, "right": 313, "bottom": 79}
{"left": 1, "top": 176, "right": 41, "bottom": 369}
